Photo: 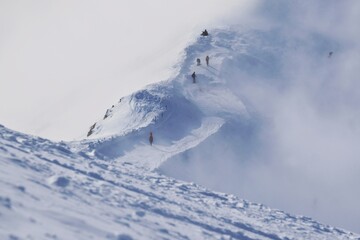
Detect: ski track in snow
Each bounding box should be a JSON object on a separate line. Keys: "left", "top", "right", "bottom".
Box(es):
{"left": 117, "top": 117, "right": 225, "bottom": 170}
{"left": 1, "top": 27, "right": 360, "bottom": 239}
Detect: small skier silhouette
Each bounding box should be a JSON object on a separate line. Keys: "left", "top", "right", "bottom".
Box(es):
{"left": 149, "top": 132, "right": 154, "bottom": 146}
{"left": 206, "top": 55, "right": 209, "bottom": 66}
{"left": 328, "top": 51, "right": 333, "bottom": 58}
{"left": 191, "top": 72, "right": 196, "bottom": 83}
{"left": 196, "top": 58, "right": 201, "bottom": 66}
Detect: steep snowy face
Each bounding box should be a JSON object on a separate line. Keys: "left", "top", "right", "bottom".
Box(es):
{"left": 86, "top": 85, "right": 173, "bottom": 139}
{"left": 1, "top": 124, "right": 360, "bottom": 239}
{"left": 84, "top": 28, "right": 290, "bottom": 177}
{"left": 85, "top": 28, "right": 252, "bottom": 148}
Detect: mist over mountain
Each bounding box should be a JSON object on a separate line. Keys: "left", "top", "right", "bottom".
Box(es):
{"left": 1, "top": 0, "right": 360, "bottom": 238}
{"left": 83, "top": 1, "right": 360, "bottom": 233}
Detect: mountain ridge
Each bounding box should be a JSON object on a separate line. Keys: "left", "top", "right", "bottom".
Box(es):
{"left": 1, "top": 26, "right": 359, "bottom": 239}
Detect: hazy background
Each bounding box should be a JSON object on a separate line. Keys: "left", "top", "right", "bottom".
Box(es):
{"left": 0, "top": 0, "right": 256, "bottom": 140}
{"left": 245, "top": 1, "right": 360, "bottom": 232}
{"left": 160, "top": 0, "right": 360, "bottom": 233}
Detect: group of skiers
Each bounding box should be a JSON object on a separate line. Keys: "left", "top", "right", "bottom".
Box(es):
{"left": 147, "top": 28, "right": 336, "bottom": 145}
{"left": 149, "top": 30, "right": 212, "bottom": 145}
{"left": 201, "top": 29, "right": 209, "bottom": 36}
{"left": 196, "top": 55, "right": 210, "bottom": 66}
{"left": 192, "top": 55, "right": 210, "bottom": 84}
{"left": 191, "top": 30, "right": 211, "bottom": 84}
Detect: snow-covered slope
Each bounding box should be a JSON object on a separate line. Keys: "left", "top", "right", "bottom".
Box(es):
{"left": 85, "top": 28, "right": 253, "bottom": 170}
{"left": 84, "top": 25, "right": 360, "bottom": 234}
{"left": 1, "top": 124, "right": 359, "bottom": 239}
{"left": 1, "top": 23, "right": 360, "bottom": 239}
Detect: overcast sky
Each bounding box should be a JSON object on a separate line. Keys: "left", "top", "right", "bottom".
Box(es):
{"left": 0, "top": 0, "right": 256, "bottom": 140}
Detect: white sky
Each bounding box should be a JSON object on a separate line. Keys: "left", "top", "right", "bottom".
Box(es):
{"left": 0, "top": 0, "right": 256, "bottom": 140}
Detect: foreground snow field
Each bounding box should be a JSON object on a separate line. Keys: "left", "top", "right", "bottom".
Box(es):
{"left": 1, "top": 26, "right": 360, "bottom": 239}
{"left": 1, "top": 124, "right": 359, "bottom": 240}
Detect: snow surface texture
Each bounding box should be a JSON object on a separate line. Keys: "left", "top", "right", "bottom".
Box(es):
{"left": 1, "top": 124, "right": 359, "bottom": 239}
{"left": 1, "top": 26, "right": 359, "bottom": 238}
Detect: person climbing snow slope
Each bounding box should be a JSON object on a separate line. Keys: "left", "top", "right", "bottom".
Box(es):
{"left": 149, "top": 132, "right": 154, "bottom": 146}
{"left": 197, "top": 58, "right": 201, "bottom": 66}
{"left": 191, "top": 72, "right": 196, "bottom": 83}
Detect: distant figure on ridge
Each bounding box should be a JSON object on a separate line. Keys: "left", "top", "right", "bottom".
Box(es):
{"left": 192, "top": 72, "right": 196, "bottom": 83}
{"left": 149, "top": 132, "right": 154, "bottom": 146}
{"left": 196, "top": 58, "right": 201, "bottom": 66}
{"left": 206, "top": 55, "right": 209, "bottom": 66}
{"left": 328, "top": 51, "right": 333, "bottom": 58}
{"left": 201, "top": 29, "right": 209, "bottom": 36}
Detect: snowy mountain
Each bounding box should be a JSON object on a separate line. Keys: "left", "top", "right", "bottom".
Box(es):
{"left": 85, "top": 25, "right": 360, "bottom": 234}
{"left": 85, "top": 28, "right": 252, "bottom": 164}
{"left": 1, "top": 24, "right": 360, "bottom": 239}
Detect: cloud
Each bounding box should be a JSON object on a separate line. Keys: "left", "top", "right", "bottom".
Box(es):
{"left": 234, "top": 1, "right": 360, "bottom": 232}
{"left": 161, "top": 0, "right": 360, "bottom": 233}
